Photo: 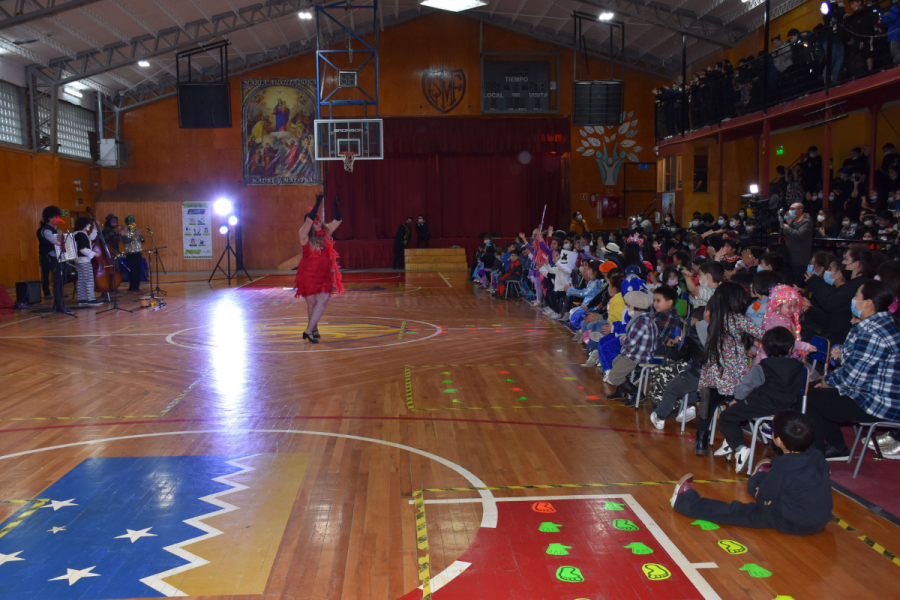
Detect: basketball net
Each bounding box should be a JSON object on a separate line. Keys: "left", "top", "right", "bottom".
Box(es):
{"left": 342, "top": 152, "right": 356, "bottom": 173}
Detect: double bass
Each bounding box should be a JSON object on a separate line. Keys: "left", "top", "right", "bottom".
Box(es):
{"left": 86, "top": 206, "right": 122, "bottom": 293}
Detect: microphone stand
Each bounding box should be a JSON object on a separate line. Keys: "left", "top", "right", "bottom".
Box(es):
{"left": 146, "top": 227, "right": 167, "bottom": 297}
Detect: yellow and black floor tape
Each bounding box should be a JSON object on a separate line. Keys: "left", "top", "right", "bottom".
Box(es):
{"left": 421, "top": 479, "right": 744, "bottom": 493}
{"left": 0, "top": 499, "right": 48, "bottom": 540}
{"left": 832, "top": 516, "right": 900, "bottom": 569}
{"left": 413, "top": 490, "right": 431, "bottom": 600}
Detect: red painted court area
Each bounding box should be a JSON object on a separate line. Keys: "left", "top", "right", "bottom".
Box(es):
{"left": 403, "top": 497, "right": 708, "bottom": 600}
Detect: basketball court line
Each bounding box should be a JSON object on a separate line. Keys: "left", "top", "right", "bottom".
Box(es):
{"left": 438, "top": 272, "right": 452, "bottom": 288}
{"left": 411, "top": 493, "right": 722, "bottom": 600}
{"left": 0, "top": 377, "right": 202, "bottom": 423}
{"left": 0, "top": 428, "right": 499, "bottom": 597}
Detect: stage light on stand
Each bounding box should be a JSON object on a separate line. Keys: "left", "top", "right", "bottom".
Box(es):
{"left": 228, "top": 215, "right": 238, "bottom": 226}
{"left": 214, "top": 198, "right": 233, "bottom": 216}
{"left": 749, "top": 184, "right": 759, "bottom": 194}
{"left": 219, "top": 225, "right": 229, "bottom": 235}
{"left": 820, "top": 1, "right": 829, "bottom": 14}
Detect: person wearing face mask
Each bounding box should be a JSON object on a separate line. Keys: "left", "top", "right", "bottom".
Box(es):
{"left": 838, "top": 214, "right": 859, "bottom": 239}
{"left": 37, "top": 205, "right": 66, "bottom": 307}
{"left": 802, "top": 254, "right": 863, "bottom": 344}
{"left": 817, "top": 209, "right": 842, "bottom": 238}
{"left": 688, "top": 212, "right": 702, "bottom": 231}
{"left": 859, "top": 213, "right": 878, "bottom": 236}
{"left": 415, "top": 215, "right": 431, "bottom": 248}
{"left": 830, "top": 168, "right": 853, "bottom": 214}
{"left": 877, "top": 212, "right": 896, "bottom": 241}
{"left": 801, "top": 146, "right": 824, "bottom": 192}
{"left": 804, "top": 280, "right": 900, "bottom": 461}
{"left": 782, "top": 202, "right": 814, "bottom": 283}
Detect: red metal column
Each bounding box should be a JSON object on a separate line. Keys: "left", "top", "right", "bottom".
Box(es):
{"left": 869, "top": 104, "right": 880, "bottom": 189}
{"left": 760, "top": 119, "right": 771, "bottom": 197}
{"left": 753, "top": 134, "right": 760, "bottom": 187}
{"left": 718, "top": 130, "right": 725, "bottom": 215}
{"left": 823, "top": 115, "right": 831, "bottom": 207}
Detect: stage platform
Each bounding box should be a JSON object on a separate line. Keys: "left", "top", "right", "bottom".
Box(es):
{"left": 0, "top": 271, "right": 897, "bottom": 600}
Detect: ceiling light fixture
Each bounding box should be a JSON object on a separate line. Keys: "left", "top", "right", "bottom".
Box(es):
{"left": 298, "top": 11, "right": 313, "bottom": 19}
{"left": 138, "top": 60, "right": 150, "bottom": 67}
{"left": 598, "top": 12, "right": 614, "bottom": 20}
{"left": 63, "top": 87, "right": 83, "bottom": 98}
{"left": 420, "top": 0, "right": 487, "bottom": 13}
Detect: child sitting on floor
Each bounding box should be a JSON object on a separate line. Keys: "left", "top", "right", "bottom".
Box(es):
{"left": 713, "top": 327, "right": 806, "bottom": 473}
{"left": 671, "top": 410, "right": 833, "bottom": 535}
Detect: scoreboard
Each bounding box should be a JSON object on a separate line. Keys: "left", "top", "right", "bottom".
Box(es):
{"left": 482, "top": 60, "right": 555, "bottom": 113}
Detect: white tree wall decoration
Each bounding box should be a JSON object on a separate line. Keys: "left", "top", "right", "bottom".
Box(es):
{"left": 575, "top": 112, "right": 643, "bottom": 185}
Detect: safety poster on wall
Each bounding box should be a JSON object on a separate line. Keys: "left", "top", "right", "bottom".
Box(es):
{"left": 182, "top": 201, "right": 213, "bottom": 259}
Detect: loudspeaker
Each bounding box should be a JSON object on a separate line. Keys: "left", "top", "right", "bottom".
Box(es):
{"left": 15, "top": 281, "right": 41, "bottom": 304}
{"left": 572, "top": 80, "right": 624, "bottom": 127}
{"left": 177, "top": 82, "right": 232, "bottom": 129}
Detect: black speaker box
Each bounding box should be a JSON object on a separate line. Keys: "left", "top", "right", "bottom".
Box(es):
{"left": 16, "top": 280, "right": 41, "bottom": 304}
{"left": 177, "top": 82, "right": 232, "bottom": 129}
{"left": 572, "top": 80, "right": 624, "bottom": 127}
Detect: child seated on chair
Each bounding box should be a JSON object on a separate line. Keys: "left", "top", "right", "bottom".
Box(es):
{"left": 671, "top": 410, "right": 833, "bottom": 535}
{"left": 713, "top": 327, "right": 807, "bottom": 473}
{"left": 606, "top": 291, "right": 659, "bottom": 403}
{"left": 495, "top": 249, "right": 523, "bottom": 297}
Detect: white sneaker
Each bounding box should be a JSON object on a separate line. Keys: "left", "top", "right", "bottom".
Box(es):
{"left": 571, "top": 331, "right": 582, "bottom": 342}
{"left": 734, "top": 446, "right": 751, "bottom": 474}
{"left": 650, "top": 412, "right": 665, "bottom": 430}
{"left": 675, "top": 406, "right": 697, "bottom": 423}
{"left": 713, "top": 440, "right": 733, "bottom": 458}
{"left": 542, "top": 307, "right": 553, "bottom": 315}
{"left": 602, "top": 371, "right": 611, "bottom": 384}
{"left": 582, "top": 350, "right": 599, "bottom": 367}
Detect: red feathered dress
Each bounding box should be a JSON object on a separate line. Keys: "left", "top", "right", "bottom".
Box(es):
{"left": 294, "top": 242, "right": 333, "bottom": 297}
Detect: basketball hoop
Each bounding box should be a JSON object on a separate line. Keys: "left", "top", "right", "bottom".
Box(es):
{"left": 342, "top": 151, "right": 357, "bottom": 173}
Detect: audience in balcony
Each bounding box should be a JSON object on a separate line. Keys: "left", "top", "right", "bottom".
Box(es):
{"left": 656, "top": 0, "right": 899, "bottom": 139}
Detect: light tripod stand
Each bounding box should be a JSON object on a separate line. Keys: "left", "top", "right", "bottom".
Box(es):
{"left": 208, "top": 229, "right": 252, "bottom": 285}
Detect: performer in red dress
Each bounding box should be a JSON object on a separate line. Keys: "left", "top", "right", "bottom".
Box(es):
{"left": 294, "top": 193, "right": 344, "bottom": 344}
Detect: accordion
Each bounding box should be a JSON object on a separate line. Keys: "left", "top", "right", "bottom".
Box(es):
{"left": 55, "top": 232, "right": 78, "bottom": 262}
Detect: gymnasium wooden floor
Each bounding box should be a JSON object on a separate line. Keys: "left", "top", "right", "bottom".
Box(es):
{"left": 0, "top": 270, "right": 898, "bottom": 600}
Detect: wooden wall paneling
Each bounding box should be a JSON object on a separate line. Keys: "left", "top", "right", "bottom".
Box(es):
{"left": 95, "top": 200, "right": 228, "bottom": 274}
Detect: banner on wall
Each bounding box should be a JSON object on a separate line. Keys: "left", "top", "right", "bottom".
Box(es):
{"left": 241, "top": 78, "right": 321, "bottom": 186}
{"left": 661, "top": 192, "right": 675, "bottom": 217}
{"left": 183, "top": 201, "right": 213, "bottom": 259}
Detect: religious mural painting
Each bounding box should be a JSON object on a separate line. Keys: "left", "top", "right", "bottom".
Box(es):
{"left": 421, "top": 69, "right": 466, "bottom": 114}
{"left": 575, "top": 113, "right": 644, "bottom": 185}
{"left": 241, "top": 79, "right": 322, "bottom": 186}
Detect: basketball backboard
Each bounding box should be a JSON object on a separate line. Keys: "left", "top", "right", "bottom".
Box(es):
{"left": 314, "top": 119, "right": 383, "bottom": 161}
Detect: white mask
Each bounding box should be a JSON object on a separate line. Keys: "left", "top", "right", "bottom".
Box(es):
{"left": 809, "top": 152, "right": 816, "bottom": 158}
{"left": 667, "top": 279, "right": 679, "bottom": 286}
{"left": 729, "top": 221, "right": 736, "bottom": 228}
{"left": 842, "top": 220, "right": 851, "bottom": 227}
{"left": 689, "top": 244, "right": 696, "bottom": 250}
{"left": 817, "top": 215, "right": 825, "bottom": 222}
{"left": 563, "top": 243, "right": 572, "bottom": 250}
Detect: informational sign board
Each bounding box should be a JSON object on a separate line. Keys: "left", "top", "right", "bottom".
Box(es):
{"left": 482, "top": 60, "right": 551, "bottom": 113}
{"left": 182, "top": 201, "right": 212, "bottom": 259}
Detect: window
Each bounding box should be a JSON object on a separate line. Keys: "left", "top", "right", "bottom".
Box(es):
{"left": 37, "top": 98, "right": 96, "bottom": 159}
{"left": 657, "top": 154, "right": 682, "bottom": 192}
{"left": 0, "top": 80, "right": 25, "bottom": 146}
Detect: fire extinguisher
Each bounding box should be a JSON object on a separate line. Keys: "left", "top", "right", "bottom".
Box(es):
{"left": 589, "top": 194, "right": 598, "bottom": 208}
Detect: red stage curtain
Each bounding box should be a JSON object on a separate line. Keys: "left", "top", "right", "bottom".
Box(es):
{"left": 326, "top": 117, "right": 568, "bottom": 248}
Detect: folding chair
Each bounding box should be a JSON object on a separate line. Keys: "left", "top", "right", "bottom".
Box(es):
{"left": 808, "top": 336, "right": 831, "bottom": 376}
{"left": 504, "top": 279, "right": 524, "bottom": 299}
{"left": 632, "top": 356, "right": 665, "bottom": 410}
{"left": 744, "top": 367, "right": 811, "bottom": 475}
{"left": 677, "top": 393, "right": 692, "bottom": 433}
{"left": 849, "top": 421, "right": 900, "bottom": 478}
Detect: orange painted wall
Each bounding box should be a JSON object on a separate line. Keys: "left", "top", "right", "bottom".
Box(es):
{"left": 113, "top": 12, "right": 664, "bottom": 269}
{"left": 0, "top": 149, "right": 96, "bottom": 286}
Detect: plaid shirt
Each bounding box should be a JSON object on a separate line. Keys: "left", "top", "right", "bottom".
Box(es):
{"left": 621, "top": 312, "right": 659, "bottom": 364}
{"left": 654, "top": 308, "right": 679, "bottom": 347}
{"left": 825, "top": 311, "right": 900, "bottom": 421}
